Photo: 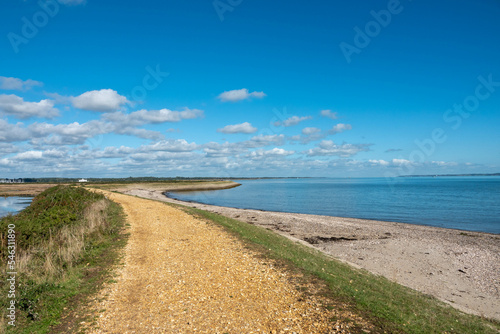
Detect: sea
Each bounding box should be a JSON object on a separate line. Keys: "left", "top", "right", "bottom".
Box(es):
{"left": 0, "top": 196, "right": 33, "bottom": 218}
{"left": 169, "top": 177, "right": 500, "bottom": 234}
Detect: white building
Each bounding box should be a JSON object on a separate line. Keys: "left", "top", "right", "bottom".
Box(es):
{"left": 78, "top": 179, "right": 88, "bottom": 183}
{"left": 0, "top": 178, "right": 23, "bottom": 183}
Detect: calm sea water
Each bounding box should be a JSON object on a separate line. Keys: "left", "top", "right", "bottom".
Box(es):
{"left": 169, "top": 177, "right": 500, "bottom": 234}
{"left": 0, "top": 196, "right": 33, "bottom": 218}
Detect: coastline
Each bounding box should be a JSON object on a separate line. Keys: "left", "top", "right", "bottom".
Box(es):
{"left": 0, "top": 181, "right": 241, "bottom": 197}
{"left": 121, "top": 186, "right": 499, "bottom": 321}
{"left": 88, "top": 180, "right": 241, "bottom": 193}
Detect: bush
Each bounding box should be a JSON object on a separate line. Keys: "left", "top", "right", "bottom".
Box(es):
{"left": 0, "top": 185, "right": 126, "bottom": 333}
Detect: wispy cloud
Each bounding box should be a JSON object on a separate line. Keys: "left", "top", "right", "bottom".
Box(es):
{"left": 302, "top": 127, "right": 321, "bottom": 135}
{"left": 274, "top": 115, "right": 312, "bottom": 127}
{"left": 202, "top": 134, "right": 285, "bottom": 158}
{"left": 385, "top": 148, "right": 403, "bottom": 153}
{"left": 328, "top": 123, "right": 352, "bottom": 135}
{"left": 305, "top": 140, "right": 371, "bottom": 157}
{"left": 44, "top": 92, "right": 73, "bottom": 105}
{"left": 245, "top": 134, "right": 286, "bottom": 148}
{"left": 217, "top": 88, "right": 266, "bottom": 102}
{"left": 0, "top": 76, "right": 43, "bottom": 91}
{"left": 290, "top": 123, "right": 352, "bottom": 144}
{"left": 320, "top": 109, "right": 338, "bottom": 119}
{"left": 217, "top": 122, "right": 257, "bottom": 134}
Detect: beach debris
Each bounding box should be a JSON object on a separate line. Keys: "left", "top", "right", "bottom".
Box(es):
{"left": 304, "top": 235, "right": 357, "bottom": 245}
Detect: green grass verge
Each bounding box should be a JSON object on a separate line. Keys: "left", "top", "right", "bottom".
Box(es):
{"left": 183, "top": 206, "right": 499, "bottom": 334}
{"left": 0, "top": 186, "right": 128, "bottom": 333}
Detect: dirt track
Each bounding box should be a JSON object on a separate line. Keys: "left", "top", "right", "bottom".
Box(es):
{"left": 86, "top": 190, "right": 367, "bottom": 333}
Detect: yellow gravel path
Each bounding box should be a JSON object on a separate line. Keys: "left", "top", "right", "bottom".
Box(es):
{"left": 88, "top": 191, "right": 351, "bottom": 333}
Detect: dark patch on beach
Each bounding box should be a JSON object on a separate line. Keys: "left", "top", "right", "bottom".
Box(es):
{"left": 304, "top": 236, "right": 358, "bottom": 245}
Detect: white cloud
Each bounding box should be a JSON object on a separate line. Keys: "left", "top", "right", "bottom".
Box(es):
{"left": 329, "top": 123, "right": 352, "bottom": 135}
{"left": 274, "top": 115, "right": 312, "bottom": 127}
{"left": 431, "top": 161, "right": 458, "bottom": 167}
{"left": 113, "top": 127, "right": 164, "bottom": 141}
{"left": 14, "top": 151, "right": 43, "bottom": 160}
{"left": 302, "top": 127, "right": 321, "bottom": 135}
{"left": 290, "top": 129, "right": 325, "bottom": 144}
{"left": 72, "top": 89, "right": 128, "bottom": 112}
{"left": 29, "top": 121, "right": 110, "bottom": 137}
{"left": 392, "top": 159, "right": 412, "bottom": 166}
{"left": 320, "top": 110, "right": 338, "bottom": 119}
{"left": 0, "top": 77, "right": 43, "bottom": 91}
{"left": 29, "top": 120, "right": 113, "bottom": 145}
{"left": 249, "top": 148, "right": 295, "bottom": 158}
{"left": 202, "top": 134, "right": 285, "bottom": 158}
{"left": 0, "top": 119, "right": 31, "bottom": 142}
{"left": 41, "top": 149, "right": 67, "bottom": 159}
{"left": 217, "top": 122, "right": 258, "bottom": 134}
{"left": 0, "top": 108, "right": 184, "bottom": 147}
{"left": 94, "top": 146, "right": 134, "bottom": 159}
{"left": 127, "top": 151, "right": 198, "bottom": 163}
{"left": 140, "top": 139, "right": 198, "bottom": 153}
{"left": 245, "top": 134, "right": 285, "bottom": 147}
{"left": 289, "top": 123, "right": 351, "bottom": 145}
{"left": 0, "top": 158, "right": 13, "bottom": 167}
{"left": 0, "top": 94, "right": 59, "bottom": 119}
{"left": 104, "top": 108, "right": 204, "bottom": 126}
{"left": 0, "top": 143, "right": 22, "bottom": 156}
{"left": 217, "top": 89, "right": 266, "bottom": 102}
{"left": 305, "top": 140, "right": 371, "bottom": 157}
{"left": 369, "top": 159, "right": 390, "bottom": 166}
{"left": 203, "top": 142, "right": 246, "bottom": 158}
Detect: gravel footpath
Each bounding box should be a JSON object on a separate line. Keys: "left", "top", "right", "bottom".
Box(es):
{"left": 123, "top": 188, "right": 500, "bottom": 322}
{"left": 86, "top": 190, "right": 372, "bottom": 333}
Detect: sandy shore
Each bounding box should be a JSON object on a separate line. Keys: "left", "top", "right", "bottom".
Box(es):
{"left": 121, "top": 187, "right": 500, "bottom": 321}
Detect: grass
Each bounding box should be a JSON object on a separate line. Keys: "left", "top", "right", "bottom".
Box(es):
{"left": 0, "top": 185, "right": 128, "bottom": 333}
{"left": 182, "top": 206, "right": 500, "bottom": 334}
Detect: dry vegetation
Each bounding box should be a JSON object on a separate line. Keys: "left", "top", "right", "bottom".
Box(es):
{"left": 0, "top": 184, "right": 57, "bottom": 197}
{"left": 16, "top": 199, "right": 109, "bottom": 279}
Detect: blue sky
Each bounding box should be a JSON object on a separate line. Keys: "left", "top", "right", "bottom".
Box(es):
{"left": 1, "top": 0, "right": 499, "bottom": 177}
